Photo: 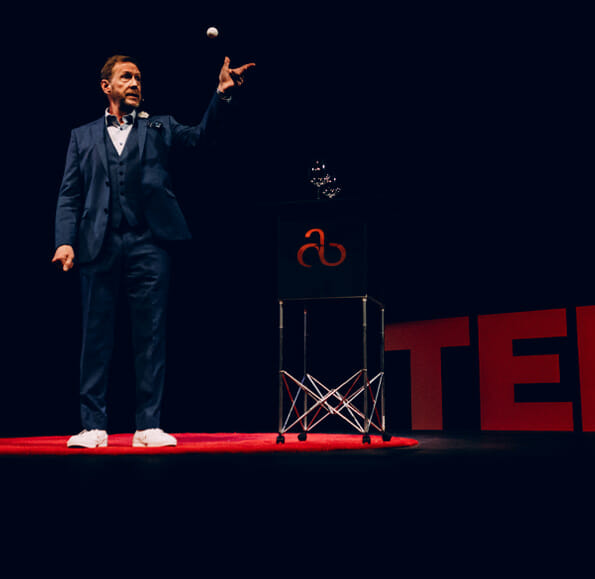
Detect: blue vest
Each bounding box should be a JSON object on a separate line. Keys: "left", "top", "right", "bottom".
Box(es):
{"left": 104, "top": 124, "right": 145, "bottom": 230}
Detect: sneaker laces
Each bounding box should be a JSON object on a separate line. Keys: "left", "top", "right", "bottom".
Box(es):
{"left": 77, "top": 429, "right": 105, "bottom": 438}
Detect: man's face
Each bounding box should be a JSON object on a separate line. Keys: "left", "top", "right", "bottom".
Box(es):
{"left": 101, "top": 61, "right": 142, "bottom": 113}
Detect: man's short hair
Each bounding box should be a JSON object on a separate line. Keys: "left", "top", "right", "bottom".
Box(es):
{"left": 100, "top": 55, "right": 140, "bottom": 82}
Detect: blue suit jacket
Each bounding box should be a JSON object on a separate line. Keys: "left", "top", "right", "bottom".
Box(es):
{"left": 55, "top": 91, "right": 228, "bottom": 264}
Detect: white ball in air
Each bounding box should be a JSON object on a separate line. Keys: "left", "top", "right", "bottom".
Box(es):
{"left": 206, "top": 27, "right": 219, "bottom": 38}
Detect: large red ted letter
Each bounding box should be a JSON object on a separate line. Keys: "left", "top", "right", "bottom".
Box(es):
{"left": 576, "top": 306, "right": 595, "bottom": 431}
{"left": 478, "top": 309, "right": 572, "bottom": 431}
{"left": 385, "top": 317, "right": 470, "bottom": 430}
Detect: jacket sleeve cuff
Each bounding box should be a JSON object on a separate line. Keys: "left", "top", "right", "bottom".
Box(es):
{"left": 216, "top": 88, "right": 232, "bottom": 103}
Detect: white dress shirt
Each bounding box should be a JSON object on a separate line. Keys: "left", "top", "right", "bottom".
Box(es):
{"left": 105, "top": 109, "right": 136, "bottom": 155}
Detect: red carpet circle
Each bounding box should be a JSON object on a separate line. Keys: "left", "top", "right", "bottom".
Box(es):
{"left": 0, "top": 432, "right": 418, "bottom": 455}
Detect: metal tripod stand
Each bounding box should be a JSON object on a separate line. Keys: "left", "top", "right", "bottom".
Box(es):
{"left": 276, "top": 295, "right": 391, "bottom": 444}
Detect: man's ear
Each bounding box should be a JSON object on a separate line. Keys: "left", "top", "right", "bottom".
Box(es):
{"left": 101, "top": 79, "right": 111, "bottom": 95}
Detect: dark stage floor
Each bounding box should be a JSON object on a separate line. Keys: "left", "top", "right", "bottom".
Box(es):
{"left": 2, "top": 432, "right": 594, "bottom": 579}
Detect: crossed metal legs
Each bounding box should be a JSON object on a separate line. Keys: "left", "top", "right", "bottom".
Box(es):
{"left": 276, "top": 296, "right": 390, "bottom": 444}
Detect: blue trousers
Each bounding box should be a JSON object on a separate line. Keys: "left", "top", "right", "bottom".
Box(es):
{"left": 78, "top": 227, "right": 171, "bottom": 430}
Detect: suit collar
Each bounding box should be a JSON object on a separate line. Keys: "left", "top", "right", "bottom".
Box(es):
{"left": 91, "top": 114, "right": 148, "bottom": 169}
{"left": 104, "top": 108, "right": 136, "bottom": 128}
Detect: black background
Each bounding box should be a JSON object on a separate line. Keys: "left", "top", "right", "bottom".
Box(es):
{"left": 0, "top": 1, "right": 591, "bottom": 436}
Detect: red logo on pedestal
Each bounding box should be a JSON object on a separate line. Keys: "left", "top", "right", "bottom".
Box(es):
{"left": 297, "top": 228, "right": 347, "bottom": 268}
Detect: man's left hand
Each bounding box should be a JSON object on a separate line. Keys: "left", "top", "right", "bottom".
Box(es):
{"left": 218, "top": 57, "right": 256, "bottom": 94}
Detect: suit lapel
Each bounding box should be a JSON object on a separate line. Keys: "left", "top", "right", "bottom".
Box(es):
{"left": 91, "top": 117, "right": 108, "bottom": 174}
{"left": 137, "top": 117, "right": 148, "bottom": 160}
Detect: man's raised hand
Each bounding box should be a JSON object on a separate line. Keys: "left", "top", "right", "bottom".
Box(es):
{"left": 218, "top": 56, "right": 256, "bottom": 94}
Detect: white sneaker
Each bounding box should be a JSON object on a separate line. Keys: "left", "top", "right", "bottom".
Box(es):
{"left": 67, "top": 429, "right": 108, "bottom": 448}
{"left": 132, "top": 428, "right": 177, "bottom": 447}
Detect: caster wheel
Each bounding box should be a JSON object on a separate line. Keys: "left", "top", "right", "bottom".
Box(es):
{"left": 297, "top": 432, "right": 307, "bottom": 441}
{"left": 362, "top": 434, "right": 371, "bottom": 444}
{"left": 276, "top": 434, "right": 285, "bottom": 444}
{"left": 382, "top": 433, "right": 392, "bottom": 442}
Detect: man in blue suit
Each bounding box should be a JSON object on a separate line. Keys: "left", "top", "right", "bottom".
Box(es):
{"left": 53, "top": 54, "right": 255, "bottom": 448}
